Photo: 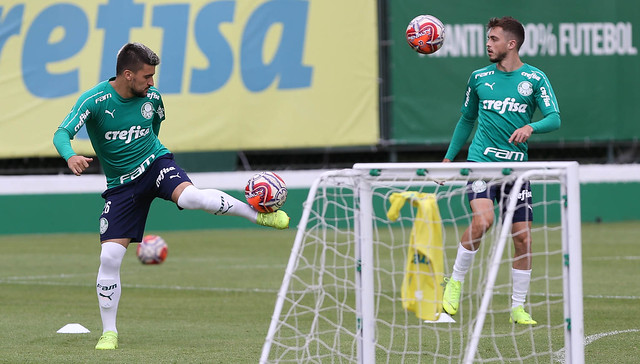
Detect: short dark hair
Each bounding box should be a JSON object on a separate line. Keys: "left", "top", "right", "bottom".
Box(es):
{"left": 487, "top": 16, "right": 525, "bottom": 50}
{"left": 116, "top": 43, "right": 160, "bottom": 75}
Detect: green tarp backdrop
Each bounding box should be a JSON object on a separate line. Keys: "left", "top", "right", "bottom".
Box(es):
{"left": 390, "top": 1, "right": 639, "bottom": 145}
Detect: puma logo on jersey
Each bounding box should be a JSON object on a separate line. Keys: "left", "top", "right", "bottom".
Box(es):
{"left": 104, "top": 109, "right": 116, "bottom": 118}
{"left": 170, "top": 173, "right": 181, "bottom": 179}
{"left": 484, "top": 82, "right": 495, "bottom": 90}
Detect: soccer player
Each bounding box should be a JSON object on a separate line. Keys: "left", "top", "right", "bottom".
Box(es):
{"left": 52, "top": 43, "right": 290, "bottom": 350}
{"left": 441, "top": 17, "right": 561, "bottom": 324}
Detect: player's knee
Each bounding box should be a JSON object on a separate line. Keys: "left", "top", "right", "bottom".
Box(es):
{"left": 100, "top": 243, "right": 125, "bottom": 271}
{"left": 177, "top": 185, "right": 208, "bottom": 210}
{"left": 471, "top": 214, "right": 494, "bottom": 233}
{"left": 513, "top": 234, "right": 531, "bottom": 252}
{"left": 177, "top": 185, "right": 232, "bottom": 215}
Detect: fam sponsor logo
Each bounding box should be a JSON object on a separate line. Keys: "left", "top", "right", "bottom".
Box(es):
{"left": 119, "top": 154, "right": 155, "bottom": 185}
{"left": 474, "top": 70, "right": 494, "bottom": 79}
{"left": 482, "top": 97, "right": 528, "bottom": 114}
{"left": 213, "top": 195, "right": 233, "bottom": 215}
{"left": 104, "top": 126, "right": 151, "bottom": 144}
{"left": 95, "top": 93, "right": 112, "bottom": 104}
{"left": 483, "top": 147, "right": 525, "bottom": 161}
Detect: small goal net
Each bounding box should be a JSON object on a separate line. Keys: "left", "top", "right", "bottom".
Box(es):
{"left": 261, "top": 162, "right": 584, "bottom": 364}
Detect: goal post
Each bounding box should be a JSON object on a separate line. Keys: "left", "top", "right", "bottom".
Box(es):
{"left": 261, "top": 162, "right": 584, "bottom": 363}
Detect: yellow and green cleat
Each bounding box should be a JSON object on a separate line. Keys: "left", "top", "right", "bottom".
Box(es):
{"left": 510, "top": 306, "right": 537, "bottom": 325}
{"left": 257, "top": 210, "right": 290, "bottom": 230}
{"left": 95, "top": 331, "right": 118, "bottom": 350}
{"left": 442, "top": 277, "right": 462, "bottom": 315}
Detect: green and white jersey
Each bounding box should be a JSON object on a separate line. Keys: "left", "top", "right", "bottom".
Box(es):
{"left": 58, "top": 78, "right": 169, "bottom": 188}
{"left": 461, "top": 63, "right": 560, "bottom": 162}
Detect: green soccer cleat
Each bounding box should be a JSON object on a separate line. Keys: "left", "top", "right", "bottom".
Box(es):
{"left": 95, "top": 331, "right": 118, "bottom": 350}
{"left": 510, "top": 306, "right": 537, "bottom": 325}
{"left": 442, "top": 277, "right": 462, "bottom": 315}
{"left": 257, "top": 210, "right": 290, "bottom": 230}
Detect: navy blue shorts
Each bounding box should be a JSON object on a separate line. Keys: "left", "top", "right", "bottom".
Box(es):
{"left": 98, "top": 154, "right": 192, "bottom": 243}
{"left": 466, "top": 180, "right": 533, "bottom": 223}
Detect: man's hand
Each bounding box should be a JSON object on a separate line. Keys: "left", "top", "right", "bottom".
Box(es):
{"left": 509, "top": 125, "right": 534, "bottom": 145}
{"left": 442, "top": 158, "right": 451, "bottom": 163}
{"left": 67, "top": 155, "right": 93, "bottom": 176}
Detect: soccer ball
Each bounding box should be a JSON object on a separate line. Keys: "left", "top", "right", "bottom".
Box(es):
{"left": 245, "top": 171, "right": 288, "bottom": 213}
{"left": 405, "top": 15, "right": 445, "bottom": 54}
{"left": 136, "top": 234, "right": 168, "bottom": 265}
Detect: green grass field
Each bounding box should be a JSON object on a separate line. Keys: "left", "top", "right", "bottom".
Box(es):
{"left": 1, "top": 222, "right": 639, "bottom": 363}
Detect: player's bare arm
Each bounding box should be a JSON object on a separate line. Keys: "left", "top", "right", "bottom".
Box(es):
{"left": 508, "top": 125, "right": 534, "bottom": 145}
{"left": 67, "top": 155, "right": 93, "bottom": 176}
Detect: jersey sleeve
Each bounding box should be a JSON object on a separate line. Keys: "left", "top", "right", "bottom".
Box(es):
{"left": 444, "top": 115, "right": 475, "bottom": 161}
{"left": 54, "top": 92, "right": 97, "bottom": 160}
{"left": 459, "top": 75, "right": 479, "bottom": 120}
{"left": 530, "top": 112, "right": 560, "bottom": 134}
{"left": 57, "top": 93, "right": 96, "bottom": 139}
{"left": 52, "top": 128, "right": 76, "bottom": 161}
{"left": 533, "top": 70, "right": 560, "bottom": 116}
{"left": 152, "top": 92, "right": 166, "bottom": 136}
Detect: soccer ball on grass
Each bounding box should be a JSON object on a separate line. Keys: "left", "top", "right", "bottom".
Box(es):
{"left": 245, "top": 171, "right": 288, "bottom": 213}
{"left": 136, "top": 234, "right": 168, "bottom": 265}
{"left": 405, "top": 14, "right": 445, "bottom": 54}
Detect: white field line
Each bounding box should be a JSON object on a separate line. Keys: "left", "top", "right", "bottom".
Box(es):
{"left": 0, "top": 277, "right": 280, "bottom": 294}
{"left": 1, "top": 274, "right": 639, "bottom": 300}
{"left": 553, "top": 329, "right": 640, "bottom": 363}
{"left": 584, "top": 256, "right": 640, "bottom": 261}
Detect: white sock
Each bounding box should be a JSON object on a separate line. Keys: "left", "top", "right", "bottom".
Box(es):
{"left": 177, "top": 185, "right": 258, "bottom": 222}
{"left": 96, "top": 242, "right": 127, "bottom": 334}
{"left": 511, "top": 268, "right": 532, "bottom": 308}
{"left": 451, "top": 243, "right": 478, "bottom": 282}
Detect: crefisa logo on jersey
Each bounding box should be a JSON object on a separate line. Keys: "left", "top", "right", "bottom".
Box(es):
{"left": 517, "top": 81, "right": 533, "bottom": 96}
{"left": 141, "top": 102, "right": 154, "bottom": 119}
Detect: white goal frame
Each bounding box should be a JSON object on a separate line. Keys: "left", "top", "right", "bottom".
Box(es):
{"left": 261, "top": 161, "right": 584, "bottom": 364}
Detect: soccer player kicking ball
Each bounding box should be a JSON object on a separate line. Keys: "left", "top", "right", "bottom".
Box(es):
{"left": 53, "top": 43, "right": 290, "bottom": 350}
{"left": 441, "top": 17, "right": 561, "bottom": 325}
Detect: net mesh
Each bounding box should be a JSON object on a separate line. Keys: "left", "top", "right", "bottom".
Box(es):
{"left": 263, "top": 166, "right": 570, "bottom": 363}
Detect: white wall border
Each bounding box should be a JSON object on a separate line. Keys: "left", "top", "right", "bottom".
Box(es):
{"left": 0, "top": 164, "right": 638, "bottom": 195}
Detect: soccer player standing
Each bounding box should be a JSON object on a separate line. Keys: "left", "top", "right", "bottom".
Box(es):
{"left": 441, "top": 17, "right": 561, "bottom": 324}
{"left": 53, "top": 43, "right": 290, "bottom": 350}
